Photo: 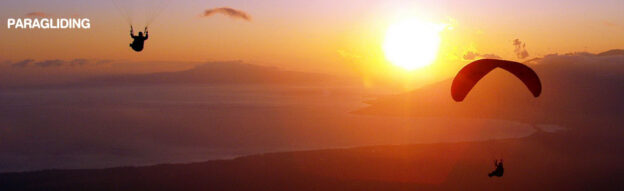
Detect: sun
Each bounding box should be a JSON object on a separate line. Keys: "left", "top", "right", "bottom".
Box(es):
{"left": 383, "top": 18, "right": 445, "bottom": 70}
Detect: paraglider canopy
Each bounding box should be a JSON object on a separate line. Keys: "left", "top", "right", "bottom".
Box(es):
{"left": 451, "top": 59, "right": 542, "bottom": 102}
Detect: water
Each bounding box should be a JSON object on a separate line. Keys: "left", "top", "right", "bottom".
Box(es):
{"left": 0, "top": 85, "right": 536, "bottom": 172}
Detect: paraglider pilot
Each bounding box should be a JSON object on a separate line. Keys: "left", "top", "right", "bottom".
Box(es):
{"left": 489, "top": 159, "right": 504, "bottom": 178}
{"left": 130, "top": 26, "right": 149, "bottom": 52}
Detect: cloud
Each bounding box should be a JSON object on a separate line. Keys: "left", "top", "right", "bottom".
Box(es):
{"left": 69, "top": 59, "right": 89, "bottom": 67}
{"left": 513, "top": 39, "right": 530, "bottom": 59}
{"left": 25, "top": 12, "right": 50, "bottom": 18}
{"left": 203, "top": 7, "right": 251, "bottom": 21}
{"left": 463, "top": 51, "right": 501, "bottom": 60}
{"left": 602, "top": 21, "right": 624, "bottom": 30}
{"left": 11, "top": 59, "right": 35, "bottom": 68}
{"left": 7, "top": 59, "right": 112, "bottom": 68}
{"left": 96, "top": 60, "right": 114, "bottom": 65}
{"left": 481, "top": 54, "right": 501, "bottom": 59}
{"left": 462, "top": 52, "right": 478, "bottom": 60}
{"left": 34, "top": 60, "right": 64, "bottom": 67}
{"left": 603, "top": 21, "right": 616, "bottom": 27}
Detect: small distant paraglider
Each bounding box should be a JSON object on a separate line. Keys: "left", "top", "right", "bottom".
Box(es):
{"left": 488, "top": 159, "right": 505, "bottom": 178}
{"left": 451, "top": 59, "right": 542, "bottom": 102}
{"left": 129, "top": 26, "right": 148, "bottom": 52}
{"left": 111, "top": 0, "right": 170, "bottom": 52}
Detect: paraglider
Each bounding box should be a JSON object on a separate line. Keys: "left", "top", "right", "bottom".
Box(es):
{"left": 451, "top": 59, "right": 542, "bottom": 102}
{"left": 451, "top": 59, "right": 541, "bottom": 178}
{"left": 488, "top": 159, "right": 504, "bottom": 178}
{"left": 129, "top": 26, "right": 148, "bottom": 52}
{"left": 111, "top": 0, "right": 169, "bottom": 52}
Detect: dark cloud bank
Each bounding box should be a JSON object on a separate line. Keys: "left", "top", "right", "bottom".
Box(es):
{"left": 9, "top": 58, "right": 107, "bottom": 68}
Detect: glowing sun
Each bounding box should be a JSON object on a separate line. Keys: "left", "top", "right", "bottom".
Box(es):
{"left": 383, "top": 18, "right": 445, "bottom": 70}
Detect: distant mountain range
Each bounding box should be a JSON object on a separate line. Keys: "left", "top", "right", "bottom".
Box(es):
{"left": 72, "top": 61, "right": 352, "bottom": 87}
{"left": 0, "top": 61, "right": 355, "bottom": 89}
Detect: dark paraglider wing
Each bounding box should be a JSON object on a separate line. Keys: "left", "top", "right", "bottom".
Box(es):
{"left": 451, "top": 59, "right": 542, "bottom": 102}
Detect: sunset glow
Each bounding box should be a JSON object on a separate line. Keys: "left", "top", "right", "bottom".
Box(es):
{"left": 383, "top": 18, "right": 445, "bottom": 70}
{"left": 0, "top": 1, "right": 623, "bottom": 189}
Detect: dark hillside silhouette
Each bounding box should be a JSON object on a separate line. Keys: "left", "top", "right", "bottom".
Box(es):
{"left": 0, "top": 128, "right": 622, "bottom": 191}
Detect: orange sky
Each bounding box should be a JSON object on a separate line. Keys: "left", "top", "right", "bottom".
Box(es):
{"left": 1, "top": 0, "right": 623, "bottom": 87}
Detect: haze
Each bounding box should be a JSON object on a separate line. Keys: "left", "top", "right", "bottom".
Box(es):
{"left": 0, "top": 0, "right": 622, "bottom": 190}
